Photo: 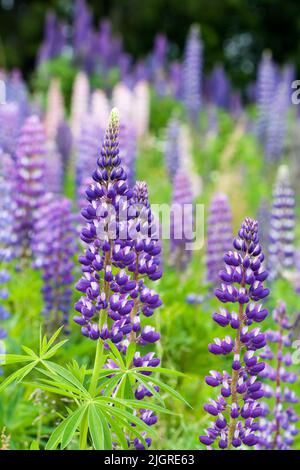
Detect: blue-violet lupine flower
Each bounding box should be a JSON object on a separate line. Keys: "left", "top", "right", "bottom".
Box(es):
{"left": 33, "top": 195, "right": 77, "bottom": 331}
{"left": 199, "top": 217, "right": 270, "bottom": 449}
{"left": 268, "top": 165, "right": 295, "bottom": 280}
{"left": 13, "top": 115, "right": 47, "bottom": 261}
{"left": 170, "top": 170, "right": 194, "bottom": 270}
{"left": 164, "top": 116, "right": 180, "bottom": 181}
{"left": 257, "top": 302, "right": 299, "bottom": 449}
{"left": 206, "top": 192, "right": 232, "bottom": 285}
{"left": 182, "top": 25, "right": 203, "bottom": 126}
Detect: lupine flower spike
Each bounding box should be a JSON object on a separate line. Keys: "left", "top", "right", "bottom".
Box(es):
{"left": 257, "top": 302, "right": 299, "bottom": 449}
{"left": 200, "top": 218, "right": 269, "bottom": 449}
{"left": 269, "top": 165, "right": 295, "bottom": 280}
{"left": 206, "top": 192, "right": 232, "bottom": 285}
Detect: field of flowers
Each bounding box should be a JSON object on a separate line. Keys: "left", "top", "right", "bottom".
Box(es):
{"left": 0, "top": 0, "right": 300, "bottom": 452}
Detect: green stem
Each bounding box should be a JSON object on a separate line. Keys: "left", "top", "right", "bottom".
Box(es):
{"left": 89, "top": 337, "right": 104, "bottom": 397}
{"left": 79, "top": 411, "right": 89, "bottom": 450}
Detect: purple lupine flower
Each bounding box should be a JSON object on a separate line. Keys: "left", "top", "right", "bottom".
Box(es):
{"left": 74, "top": 109, "right": 162, "bottom": 345}
{"left": 56, "top": 120, "right": 73, "bottom": 173}
{"left": 13, "top": 115, "right": 47, "bottom": 260}
{"left": 0, "top": 102, "right": 21, "bottom": 156}
{"left": 76, "top": 117, "right": 103, "bottom": 206}
{"left": 256, "top": 51, "right": 277, "bottom": 144}
{"left": 37, "top": 12, "right": 65, "bottom": 65}
{"left": 269, "top": 165, "right": 295, "bottom": 280}
{"left": 170, "top": 170, "right": 194, "bottom": 270}
{"left": 208, "top": 64, "right": 230, "bottom": 109}
{"left": 119, "top": 124, "right": 137, "bottom": 188}
{"left": 264, "top": 80, "right": 289, "bottom": 162}
{"left": 164, "top": 116, "right": 180, "bottom": 181}
{"left": 45, "top": 142, "right": 63, "bottom": 194}
{"left": 6, "top": 69, "right": 29, "bottom": 121}
{"left": 74, "top": 111, "right": 162, "bottom": 448}
{"left": 199, "top": 218, "right": 269, "bottom": 449}
{"left": 73, "top": 0, "right": 92, "bottom": 57}
{"left": 33, "top": 196, "right": 77, "bottom": 331}
{"left": 256, "top": 197, "right": 270, "bottom": 253}
{"left": 182, "top": 25, "right": 203, "bottom": 126}
{"left": 0, "top": 152, "right": 15, "bottom": 373}
{"left": 169, "top": 61, "right": 182, "bottom": 100}
{"left": 206, "top": 193, "right": 232, "bottom": 285}
{"left": 257, "top": 302, "right": 299, "bottom": 449}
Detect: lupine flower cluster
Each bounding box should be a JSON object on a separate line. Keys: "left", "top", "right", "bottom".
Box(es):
{"left": 257, "top": 302, "right": 299, "bottom": 449}
{"left": 56, "top": 121, "right": 73, "bottom": 173}
{"left": 256, "top": 51, "right": 277, "bottom": 145}
{"left": 74, "top": 109, "right": 162, "bottom": 344}
{"left": 182, "top": 25, "right": 203, "bottom": 126}
{"left": 269, "top": 165, "right": 295, "bottom": 280}
{"left": 33, "top": 196, "right": 77, "bottom": 331}
{"left": 76, "top": 117, "right": 103, "bottom": 207}
{"left": 206, "top": 193, "right": 232, "bottom": 285}
{"left": 170, "top": 171, "right": 194, "bottom": 270}
{"left": 199, "top": 218, "right": 270, "bottom": 449}
{"left": 264, "top": 81, "right": 289, "bottom": 162}
{"left": 74, "top": 109, "right": 162, "bottom": 449}
{"left": 0, "top": 153, "right": 15, "bottom": 373}
{"left": 164, "top": 116, "right": 180, "bottom": 181}
{"left": 13, "top": 115, "right": 46, "bottom": 261}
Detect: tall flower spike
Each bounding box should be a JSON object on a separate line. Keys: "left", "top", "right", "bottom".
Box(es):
{"left": 70, "top": 71, "right": 90, "bottom": 142}
{"left": 13, "top": 115, "right": 46, "bottom": 261}
{"left": 0, "top": 152, "right": 15, "bottom": 373}
{"left": 257, "top": 302, "right": 299, "bottom": 449}
{"left": 206, "top": 193, "right": 232, "bottom": 285}
{"left": 264, "top": 80, "right": 289, "bottom": 162}
{"left": 256, "top": 51, "right": 277, "bottom": 144}
{"left": 269, "top": 165, "right": 295, "bottom": 280}
{"left": 44, "top": 78, "right": 65, "bottom": 141}
{"left": 74, "top": 109, "right": 162, "bottom": 346}
{"left": 56, "top": 121, "right": 73, "bottom": 173}
{"left": 170, "top": 170, "right": 194, "bottom": 270}
{"left": 164, "top": 116, "right": 180, "bottom": 181}
{"left": 33, "top": 196, "right": 77, "bottom": 331}
{"left": 183, "top": 25, "right": 203, "bottom": 126}
{"left": 199, "top": 218, "right": 269, "bottom": 449}
{"left": 76, "top": 116, "right": 103, "bottom": 207}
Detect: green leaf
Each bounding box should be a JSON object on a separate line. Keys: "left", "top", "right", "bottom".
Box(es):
{"left": 43, "top": 361, "right": 90, "bottom": 397}
{"left": 45, "top": 417, "right": 69, "bottom": 450}
{"left": 0, "top": 362, "right": 38, "bottom": 392}
{"left": 0, "top": 354, "right": 34, "bottom": 365}
{"left": 88, "top": 403, "right": 104, "bottom": 450}
{"left": 21, "top": 346, "right": 38, "bottom": 358}
{"left": 46, "top": 327, "right": 64, "bottom": 350}
{"left": 29, "top": 441, "right": 40, "bottom": 450}
{"left": 104, "top": 412, "right": 128, "bottom": 450}
{"left": 106, "top": 340, "right": 125, "bottom": 368}
{"left": 42, "top": 340, "right": 68, "bottom": 359}
{"left": 61, "top": 406, "right": 87, "bottom": 449}
{"left": 135, "top": 374, "right": 191, "bottom": 407}
{"left": 125, "top": 343, "right": 136, "bottom": 368}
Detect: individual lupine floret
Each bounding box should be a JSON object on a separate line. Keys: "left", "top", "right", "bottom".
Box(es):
{"left": 33, "top": 196, "right": 77, "bottom": 330}
{"left": 182, "top": 25, "right": 203, "bottom": 126}
{"left": 269, "top": 165, "right": 295, "bottom": 280}
{"left": 257, "top": 302, "right": 299, "bottom": 449}
{"left": 170, "top": 170, "right": 194, "bottom": 270}
{"left": 164, "top": 116, "right": 180, "bottom": 181}
{"left": 199, "top": 218, "right": 269, "bottom": 449}
{"left": 13, "top": 115, "right": 47, "bottom": 260}
{"left": 206, "top": 193, "right": 232, "bottom": 285}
